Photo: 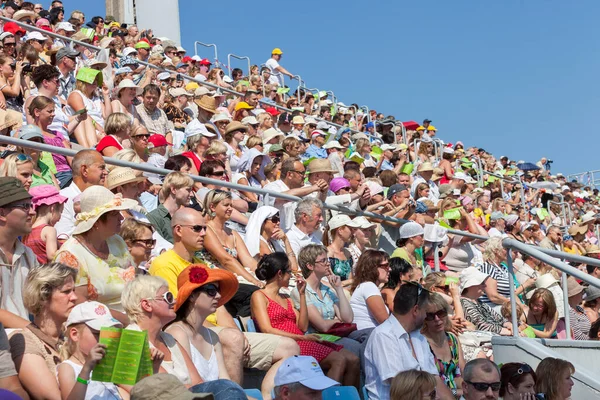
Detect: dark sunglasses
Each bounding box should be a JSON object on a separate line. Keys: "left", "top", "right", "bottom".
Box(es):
{"left": 199, "top": 284, "right": 220, "bottom": 297}
{"left": 4, "top": 202, "right": 33, "bottom": 211}
{"left": 180, "top": 224, "right": 206, "bottom": 233}
{"left": 510, "top": 363, "right": 533, "bottom": 379}
{"left": 466, "top": 381, "right": 501, "bottom": 392}
{"left": 134, "top": 238, "right": 156, "bottom": 248}
{"left": 425, "top": 309, "right": 448, "bottom": 321}
{"left": 9, "top": 61, "right": 15, "bottom": 70}
{"left": 133, "top": 134, "right": 150, "bottom": 139}
{"left": 210, "top": 170, "right": 226, "bottom": 177}
{"left": 266, "top": 215, "right": 280, "bottom": 224}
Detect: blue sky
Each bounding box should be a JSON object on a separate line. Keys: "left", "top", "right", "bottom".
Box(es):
{"left": 75, "top": 1, "right": 599, "bottom": 177}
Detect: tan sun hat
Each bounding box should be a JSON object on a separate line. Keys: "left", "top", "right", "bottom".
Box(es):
{"left": 106, "top": 167, "right": 146, "bottom": 191}
{"left": 115, "top": 79, "right": 142, "bottom": 96}
{"left": 307, "top": 159, "right": 337, "bottom": 174}
{"left": 72, "top": 186, "right": 138, "bottom": 235}
{"left": 194, "top": 96, "right": 218, "bottom": 114}
{"left": 418, "top": 162, "right": 434, "bottom": 172}
{"left": 224, "top": 121, "right": 247, "bottom": 136}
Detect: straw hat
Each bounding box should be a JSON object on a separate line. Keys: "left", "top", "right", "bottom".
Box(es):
{"left": 567, "top": 277, "right": 584, "bottom": 297}
{"left": 106, "top": 167, "right": 146, "bottom": 191}
{"left": 307, "top": 159, "right": 337, "bottom": 174}
{"left": 585, "top": 245, "right": 600, "bottom": 255}
{"left": 431, "top": 167, "right": 445, "bottom": 181}
{"left": 174, "top": 264, "right": 239, "bottom": 311}
{"left": 115, "top": 79, "right": 142, "bottom": 96}
{"left": 224, "top": 121, "right": 247, "bottom": 136}
{"left": 73, "top": 186, "right": 138, "bottom": 235}
{"left": 194, "top": 96, "right": 218, "bottom": 114}
{"left": 418, "top": 162, "right": 434, "bottom": 172}
{"left": 12, "top": 10, "right": 37, "bottom": 22}
{"left": 535, "top": 273, "right": 558, "bottom": 289}
{"left": 568, "top": 224, "right": 588, "bottom": 236}
{"left": 581, "top": 211, "right": 597, "bottom": 225}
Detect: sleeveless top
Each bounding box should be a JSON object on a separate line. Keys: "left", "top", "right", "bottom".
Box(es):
{"left": 169, "top": 324, "right": 219, "bottom": 382}
{"left": 431, "top": 333, "right": 462, "bottom": 390}
{"left": 66, "top": 90, "right": 105, "bottom": 128}
{"left": 59, "top": 360, "right": 121, "bottom": 399}
{"left": 529, "top": 323, "right": 557, "bottom": 338}
{"left": 199, "top": 225, "right": 239, "bottom": 267}
{"left": 23, "top": 224, "right": 49, "bottom": 264}
{"left": 42, "top": 131, "right": 71, "bottom": 173}
{"left": 96, "top": 135, "right": 123, "bottom": 154}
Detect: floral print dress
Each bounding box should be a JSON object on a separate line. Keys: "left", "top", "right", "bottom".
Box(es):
{"left": 55, "top": 235, "right": 135, "bottom": 311}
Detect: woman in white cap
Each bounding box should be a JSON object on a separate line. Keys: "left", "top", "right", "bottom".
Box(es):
{"left": 391, "top": 221, "right": 430, "bottom": 277}
{"left": 54, "top": 185, "right": 138, "bottom": 313}
{"left": 9, "top": 263, "right": 78, "bottom": 400}
{"left": 110, "top": 78, "right": 141, "bottom": 126}
{"left": 236, "top": 148, "right": 270, "bottom": 189}
{"left": 327, "top": 214, "right": 361, "bottom": 288}
{"left": 347, "top": 216, "right": 376, "bottom": 266}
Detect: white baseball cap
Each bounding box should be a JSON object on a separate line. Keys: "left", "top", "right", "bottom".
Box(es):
{"left": 351, "top": 216, "right": 376, "bottom": 229}
{"left": 328, "top": 214, "right": 363, "bottom": 230}
{"left": 122, "top": 47, "right": 138, "bottom": 57}
{"left": 185, "top": 119, "right": 215, "bottom": 139}
{"left": 65, "top": 301, "right": 122, "bottom": 330}
{"left": 459, "top": 267, "right": 489, "bottom": 293}
{"left": 241, "top": 116, "right": 259, "bottom": 125}
{"left": 316, "top": 121, "right": 330, "bottom": 131}
{"left": 24, "top": 31, "right": 46, "bottom": 42}
{"left": 55, "top": 22, "right": 75, "bottom": 32}
{"left": 274, "top": 356, "right": 339, "bottom": 390}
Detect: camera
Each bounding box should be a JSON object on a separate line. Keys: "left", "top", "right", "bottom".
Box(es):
{"left": 22, "top": 63, "right": 33, "bottom": 73}
{"left": 547, "top": 159, "right": 553, "bottom": 164}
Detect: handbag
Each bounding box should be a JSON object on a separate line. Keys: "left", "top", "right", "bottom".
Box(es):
{"left": 325, "top": 322, "right": 357, "bottom": 337}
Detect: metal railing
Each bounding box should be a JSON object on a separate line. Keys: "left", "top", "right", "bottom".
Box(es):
{"left": 194, "top": 41, "right": 218, "bottom": 63}
{"left": 227, "top": 53, "right": 251, "bottom": 79}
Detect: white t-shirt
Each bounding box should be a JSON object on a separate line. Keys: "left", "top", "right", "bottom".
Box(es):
{"left": 265, "top": 57, "right": 282, "bottom": 85}
{"left": 350, "top": 281, "right": 389, "bottom": 330}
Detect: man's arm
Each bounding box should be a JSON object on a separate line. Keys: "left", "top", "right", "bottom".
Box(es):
{"left": 275, "top": 65, "right": 294, "bottom": 79}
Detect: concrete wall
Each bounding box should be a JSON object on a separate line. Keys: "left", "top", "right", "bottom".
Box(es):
{"left": 134, "top": 0, "right": 181, "bottom": 45}
{"left": 493, "top": 337, "right": 600, "bottom": 399}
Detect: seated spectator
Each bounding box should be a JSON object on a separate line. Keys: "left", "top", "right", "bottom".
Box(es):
{"left": 10, "top": 263, "right": 78, "bottom": 400}
{"left": 0, "top": 54, "right": 28, "bottom": 114}
{"left": 390, "top": 370, "right": 437, "bottom": 400}
{"left": 17, "top": 125, "right": 62, "bottom": 189}
{"left": 147, "top": 171, "right": 194, "bottom": 243}
{"left": 55, "top": 185, "right": 137, "bottom": 313}
{"left": 461, "top": 359, "right": 501, "bottom": 400}
{"left": 120, "top": 217, "right": 158, "bottom": 269}
{"left": 364, "top": 282, "right": 452, "bottom": 400}
{"left": 350, "top": 249, "right": 391, "bottom": 339}
{"left": 197, "top": 160, "right": 249, "bottom": 219}
{"left": 347, "top": 216, "right": 376, "bottom": 265}
{"left": 107, "top": 167, "right": 147, "bottom": 213}
{"left": 499, "top": 362, "right": 537, "bottom": 400}
{"left": 136, "top": 84, "right": 171, "bottom": 140}
{"left": 55, "top": 150, "right": 108, "bottom": 239}
{"left": 110, "top": 78, "right": 141, "bottom": 125}
{"left": 182, "top": 120, "right": 214, "bottom": 174}
{"left": 236, "top": 148, "right": 269, "bottom": 188}
{"left": 535, "top": 357, "right": 575, "bottom": 400}
{"left": 130, "top": 124, "right": 151, "bottom": 161}
{"left": 165, "top": 265, "right": 249, "bottom": 396}
{"left": 567, "top": 277, "right": 591, "bottom": 340}
{"left": 245, "top": 206, "right": 298, "bottom": 271}
{"left": 122, "top": 275, "right": 247, "bottom": 399}
{"left": 272, "top": 355, "right": 340, "bottom": 400}
{"left": 304, "top": 130, "right": 327, "bottom": 159}
{"left": 292, "top": 244, "right": 361, "bottom": 356}
{"left": 392, "top": 221, "right": 427, "bottom": 277}
{"left": 381, "top": 257, "right": 416, "bottom": 311}
{"left": 0, "top": 177, "right": 39, "bottom": 328}
{"left": 0, "top": 322, "right": 28, "bottom": 399}
{"left": 583, "top": 286, "right": 600, "bottom": 323}
{"left": 459, "top": 267, "right": 513, "bottom": 336}
{"left": 96, "top": 112, "right": 131, "bottom": 157}
{"left": 287, "top": 197, "right": 324, "bottom": 257}
{"left": 57, "top": 301, "right": 127, "bottom": 400}
{"left": 0, "top": 153, "right": 34, "bottom": 191}
{"left": 251, "top": 253, "right": 360, "bottom": 388}
{"left": 66, "top": 66, "right": 112, "bottom": 148}
{"left": 24, "top": 184, "right": 67, "bottom": 264}
{"left": 200, "top": 189, "right": 262, "bottom": 288}
{"left": 223, "top": 120, "right": 246, "bottom": 172}
{"left": 525, "top": 288, "right": 558, "bottom": 338}
{"left": 421, "top": 293, "right": 465, "bottom": 397}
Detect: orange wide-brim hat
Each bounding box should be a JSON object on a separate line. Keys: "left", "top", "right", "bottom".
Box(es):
{"left": 175, "top": 264, "right": 239, "bottom": 311}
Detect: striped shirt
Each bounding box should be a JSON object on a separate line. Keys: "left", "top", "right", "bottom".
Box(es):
{"left": 569, "top": 305, "right": 591, "bottom": 340}
{"left": 477, "top": 261, "right": 511, "bottom": 307}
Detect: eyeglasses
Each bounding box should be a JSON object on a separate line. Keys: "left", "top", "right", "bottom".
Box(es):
{"left": 291, "top": 170, "right": 307, "bottom": 177}
{"left": 199, "top": 284, "right": 220, "bottom": 297}
{"left": 266, "top": 215, "right": 280, "bottom": 224}
{"left": 4, "top": 202, "right": 33, "bottom": 211}
{"left": 179, "top": 224, "right": 207, "bottom": 233}
{"left": 146, "top": 291, "right": 175, "bottom": 305}
{"left": 4, "top": 43, "right": 16, "bottom": 47}
{"left": 425, "top": 309, "right": 448, "bottom": 321}
{"left": 133, "top": 134, "right": 150, "bottom": 139}
{"left": 16, "top": 154, "right": 32, "bottom": 162}
{"left": 465, "top": 381, "right": 501, "bottom": 392}
{"left": 378, "top": 262, "right": 390, "bottom": 271}
{"left": 314, "top": 257, "right": 330, "bottom": 265}
{"left": 134, "top": 238, "right": 156, "bottom": 248}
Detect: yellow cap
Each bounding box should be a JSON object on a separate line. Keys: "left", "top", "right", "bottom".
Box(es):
{"left": 185, "top": 82, "right": 199, "bottom": 91}
{"left": 272, "top": 48, "right": 283, "bottom": 55}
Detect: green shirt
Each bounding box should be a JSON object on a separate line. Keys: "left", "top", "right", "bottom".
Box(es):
{"left": 31, "top": 162, "right": 55, "bottom": 188}
{"left": 146, "top": 204, "right": 173, "bottom": 244}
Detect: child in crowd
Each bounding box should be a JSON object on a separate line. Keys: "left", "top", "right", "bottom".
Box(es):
{"left": 23, "top": 184, "right": 68, "bottom": 263}
{"left": 57, "top": 301, "right": 126, "bottom": 400}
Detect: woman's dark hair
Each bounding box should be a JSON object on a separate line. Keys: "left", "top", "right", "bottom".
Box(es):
{"left": 91, "top": 16, "right": 104, "bottom": 25}
{"left": 500, "top": 363, "right": 537, "bottom": 397}
{"left": 199, "top": 160, "right": 225, "bottom": 177}
{"left": 362, "top": 167, "right": 376, "bottom": 178}
{"left": 164, "top": 155, "right": 192, "bottom": 172}
{"left": 256, "top": 252, "right": 289, "bottom": 281}
{"left": 49, "top": 7, "right": 64, "bottom": 25}
{"left": 32, "top": 65, "right": 60, "bottom": 88}
{"left": 351, "top": 249, "right": 389, "bottom": 293}
{"left": 383, "top": 258, "right": 413, "bottom": 290}
{"left": 343, "top": 161, "right": 360, "bottom": 172}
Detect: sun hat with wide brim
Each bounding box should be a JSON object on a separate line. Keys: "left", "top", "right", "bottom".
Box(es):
{"left": 194, "top": 96, "right": 218, "bottom": 114}
{"left": 115, "top": 79, "right": 142, "bottom": 96}
{"left": 567, "top": 277, "right": 584, "bottom": 297}
{"left": 459, "top": 267, "right": 489, "bottom": 293}
{"left": 307, "top": 159, "right": 337, "bottom": 174}
{"left": 73, "top": 186, "right": 138, "bottom": 235}
{"left": 174, "top": 264, "right": 239, "bottom": 312}
{"left": 224, "top": 121, "right": 247, "bottom": 136}
{"left": 106, "top": 167, "right": 146, "bottom": 190}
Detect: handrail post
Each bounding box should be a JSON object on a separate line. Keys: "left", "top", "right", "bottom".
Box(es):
{"left": 518, "top": 176, "right": 528, "bottom": 222}
{"left": 505, "top": 249, "right": 520, "bottom": 338}
{"left": 561, "top": 272, "right": 572, "bottom": 340}
{"left": 194, "top": 41, "right": 218, "bottom": 64}
{"left": 433, "top": 242, "right": 440, "bottom": 272}
{"left": 227, "top": 53, "right": 251, "bottom": 79}
{"left": 292, "top": 75, "right": 303, "bottom": 104}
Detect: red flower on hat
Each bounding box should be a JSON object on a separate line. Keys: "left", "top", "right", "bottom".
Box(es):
{"left": 95, "top": 305, "right": 107, "bottom": 315}
{"left": 189, "top": 267, "right": 208, "bottom": 284}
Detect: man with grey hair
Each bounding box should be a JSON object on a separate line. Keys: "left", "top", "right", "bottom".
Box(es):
{"left": 273, "top": 355, "right": 339, "bottom": 400}
{"left": 287, "top": 198, "right": 324, "bottom": 257}
{"left": 461, "top": 359, "right": 501, "bottom": 400}
{"left": 539, "top": 225, "right": 562, "bottom": 250}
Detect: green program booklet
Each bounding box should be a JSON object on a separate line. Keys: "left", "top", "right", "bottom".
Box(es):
{"left": 92, "top": 327, "right": 153, "bottom": 385}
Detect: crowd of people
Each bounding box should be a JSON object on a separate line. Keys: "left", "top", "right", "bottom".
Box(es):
{"left": 0, "top": 1, "right": 596, "bottom": 400}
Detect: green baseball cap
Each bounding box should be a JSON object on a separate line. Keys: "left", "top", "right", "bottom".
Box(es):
{"left": 0, "top": 177, "right": 31, "bottom": 207}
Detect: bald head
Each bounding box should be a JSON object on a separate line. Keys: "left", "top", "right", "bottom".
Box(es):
{"left": 171, "top": 207, "right": 207, "bottom": 250}
{"left": 172, "top": 207, "right": 203, "bottom": 228}
{"left": 72, "top": 150, "right": 103, "bottom": 178}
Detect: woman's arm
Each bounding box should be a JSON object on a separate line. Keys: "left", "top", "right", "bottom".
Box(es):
{"left": 15, "top": 353, "right": 61, "bottom": 400}
{"left": 483, "top": 278, "right": 510, "bottom": 306}
{"left": 332, "top": 282, "right": 353, "bottom": 323}
{"left": 203, "top": 229, "right": 262, "bottom": 287}
{"left": 441, "top": 160, "right": 454, "bottom": 180}
{"left": 380, "top": 288, "right": 395, "bottom": 312}
{"left": 296, "top": 283, "right": 310, "bottom": 332}
{"left": 528, "top": 311, "right": 559, "bottom": 339}
{"left": 101, "top": 85, "right": 113, "bottom": 119}
{"left": 0, "top": 309, "right": 29, "bottom": 329}
{"left": 366, "top": 295, "right": 390, "bottom": 325}
{"left": 233, "top": 230, "right": 258, "bottom": 272}
{"left": 236, "top": 177, "right": 259, "bottom": 203}
{"left": 2, "top": 62, "right": 23, "bottom": 97}
{"left": 101, "top": 146, "right": 120, "bottom": 157}
{"left": 250, "top": 291, "right": 305, "bottom": 340}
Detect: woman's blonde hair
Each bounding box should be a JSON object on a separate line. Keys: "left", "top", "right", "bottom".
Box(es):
{"left": 203, "top": 189, "right": 232, "bottom": 218}
{"left": 421, "top": 292, "right": 452, "bottom": 334}
{"left": 0, "top": 153, "right": 33, "bottom": 178}
{"left": 121, "top": 275, "right": 169, "bottom": 323}
{"left": 204, "top": 140, "right": 227, "bottom": 156}
{"left": 60, "top": 322, "right": 85, "bottom": 360}
{"left": 417, "top": 141, "right": 432, "bottom": 155}
{"left": 390, "top": 369, "right": 436, "bottom": 400}
{"left": 257, "top": 113, "right": 272, "bottom": 125}
{"left": 23, "top": 263, "right": 77, "bottom": 316}
{"left": 159, "top": 171, "right": 193, "bottom": 203}
{"left": 423, "top": 272, "right": 445, "bottom": 291}
{"left": 482, "top": 236, "right": 504, "bottom": 262}
{"left": 491, "top": 198, "right": 505, "bottom": 212}
{"left": 111, "top": 148, "right": 142, "bottom": 168}
{"left": 246, "top": 136, "right": 263, "bottom": 149}
{"left": 104, "top": 112, "right": 132, "bottom": 136}
{"left": 120, "top": 218, "right": 154, "bottom": 244}
{"left": 354, "top": 138, "right": 370, "bottom": 153}
{"left": 535, "top": 358, "right": 575, "bottom": 400}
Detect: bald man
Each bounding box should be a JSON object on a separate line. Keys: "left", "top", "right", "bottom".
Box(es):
{"left": 55, "top": 150, "right": 108, "bottom": 239}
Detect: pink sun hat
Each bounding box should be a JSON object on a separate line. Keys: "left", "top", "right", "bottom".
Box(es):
{"left": 30, "top": 184, "right": 68, "bottom": 210}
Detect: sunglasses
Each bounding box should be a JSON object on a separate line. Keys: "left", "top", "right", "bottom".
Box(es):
{"left": 210, "top": 170, "right": 226, "bottom": 177}
{"left": 179, "top": 224, "right": 206, "bottom": 233}
{"left": 425, "top": 309, "right": 448, "bottom": 321}
{"left": 466, "top": 381, "right": 501, "bottom": 392}
{"left": 134, "top": 238, "right": 156, "bottom": 248}
{"left": 199, "top": 284, "right": 220, "bottom": 297}
{"left": 4, "top": 202, "right": 33, "bottom": 211}
{"left": 16, "top": 154, "right": 32, "bottom": 162}
{"left": 148, "top": 291, "right": 175, "bottom": 305}
{"left": 266, "top": 215, "right": 280, "bottom": 224}
{"left": 133, "top": 134, "right": 150, "bottom": 139}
